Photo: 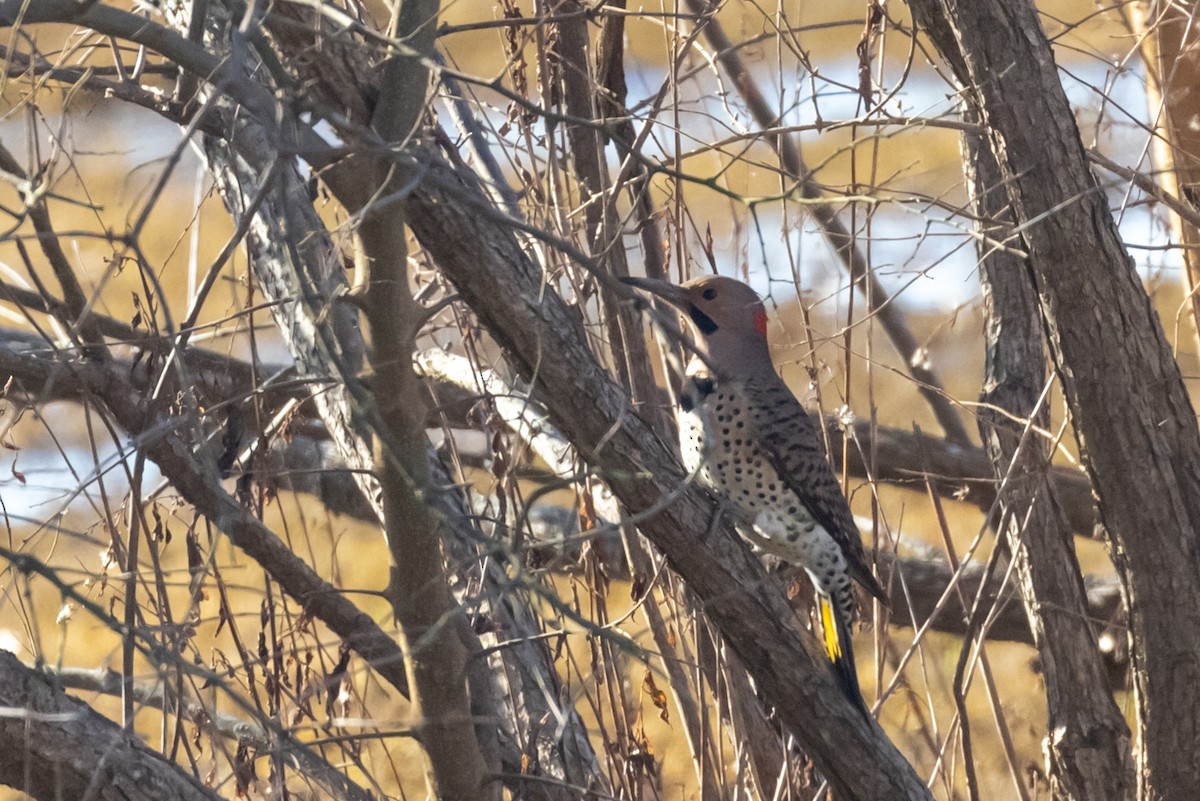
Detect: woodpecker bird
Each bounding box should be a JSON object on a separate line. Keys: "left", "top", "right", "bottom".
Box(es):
{"left": 623, "top": 274, "right": 887, "bottom": 713}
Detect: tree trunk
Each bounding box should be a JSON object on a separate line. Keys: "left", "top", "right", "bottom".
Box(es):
{"left": 909, "top": 1, "right": 1200, "bottom": 798}
{"left": 156, "top": 2, "right": 602, "bottom": 796}
{"left": 968, "top": 112, "right": 1132, "bottom": 800}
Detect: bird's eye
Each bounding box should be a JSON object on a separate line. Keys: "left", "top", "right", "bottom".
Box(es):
{"left": 702, "top": 288, "right": 717, "bottom": 300}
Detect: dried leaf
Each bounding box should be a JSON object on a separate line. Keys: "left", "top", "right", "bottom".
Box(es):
{"left": 187, "top": 529, "right": 207, "bottom": 601}
{"left": 234, "top": 741, "right": 255, "bottom": 797}
{"left": 642, "top": 670, "right": 670, "bottom": 723}
{"left": 130, "top": 293, "right": 143, "bottom": 330}
{"left": 701, "top": 222, "right": 717, "bottom": 270}
{"left": 630, "top": 572, "right": 647, "bottom": 601}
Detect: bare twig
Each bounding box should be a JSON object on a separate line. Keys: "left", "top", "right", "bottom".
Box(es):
{"left": 682, "top": 0, "right": 971, "bottom": 446}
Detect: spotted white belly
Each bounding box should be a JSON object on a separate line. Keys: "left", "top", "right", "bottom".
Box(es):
{"left": 677, "top": 374, "right": 848, "bottom": 596}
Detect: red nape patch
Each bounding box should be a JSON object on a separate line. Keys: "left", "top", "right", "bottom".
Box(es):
{"left": 754, "top": 309, "right": 769, "bottom": 339}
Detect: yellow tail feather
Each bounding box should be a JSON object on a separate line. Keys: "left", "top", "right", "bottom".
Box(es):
{"left": 819, "top": 595, "right": 842, "bottom": 661}
{"left": 818, "top": 595, "right": 871, "bottom": 721}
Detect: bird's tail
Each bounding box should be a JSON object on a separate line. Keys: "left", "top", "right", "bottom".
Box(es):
{"left": 818, "top": 593, "right": 872, "bottom": 722}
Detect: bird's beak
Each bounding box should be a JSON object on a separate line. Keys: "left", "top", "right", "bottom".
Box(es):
{"left": 619, "top": 276, "right": 689, "bottom": 309}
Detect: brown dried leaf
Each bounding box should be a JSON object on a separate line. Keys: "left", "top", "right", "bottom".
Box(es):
{"left": 642, "top": 670, "right": 670, "bottom": 723}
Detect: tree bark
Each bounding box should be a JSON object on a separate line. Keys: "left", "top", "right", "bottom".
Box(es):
{"left": 0, "top": 1, "right": 603, "bottom": 794}
{"left": 909, "top": 2, "right": 1200, "bottom": 798}
{"left": 355, "top": 1, "right": 498, "bottom": 796}
{"left": 968, "top": 111, "right": 1132, "bottom": 800}
{"left": 0, "top": 651, "right": 223, "bottom": 801}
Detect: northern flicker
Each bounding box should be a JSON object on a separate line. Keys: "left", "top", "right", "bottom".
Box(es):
{"left": 623, "top": 274, "right": 887, "bottom": 713}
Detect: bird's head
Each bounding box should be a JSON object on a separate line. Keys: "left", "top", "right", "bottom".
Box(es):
{"left": 621, "top": 274, "right": 773, "bottom": 378}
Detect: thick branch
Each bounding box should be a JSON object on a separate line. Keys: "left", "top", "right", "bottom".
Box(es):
{"left": 359, "top": 134, "right": 498, "bottom": 801}
{"left": 39, "top": 663, "right": 374, "bottom": 801}
{"left": 0, "top": 323, "right": 604, "bottom": 796}
{"left": 0, "top": 650, "right": 222, "bottom": 801}
{"left": 0, "top": 327, "right": 1124, "bottom": 666}
{"left": 102, "top": 382, "right": 416, "bottom": 697}
{"left": 46, "top": 664, "right": 269, "bottom": 748}
{"left": 340, "top": 1, "right": 500, "bottom": 795}
{"left": 0, "top": 324, "right": 1097, "bottom": 543}
{"left": 829, "top": 417, "right": 1096, "bottom": 537}
{"left": 488, "top": 487, "right": 1127, "bottom": 653}
{"left": 0, "top": 331, "right": 414, "bottom": 700}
